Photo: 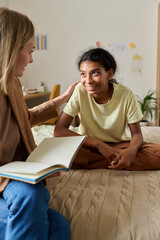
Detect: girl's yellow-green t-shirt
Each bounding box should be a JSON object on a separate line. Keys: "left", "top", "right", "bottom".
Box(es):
{"left": 63, "top": 83, "right": 143, "bottom": 142}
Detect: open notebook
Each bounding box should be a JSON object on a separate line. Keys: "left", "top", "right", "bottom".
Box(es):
{"left": 0, "top": 136, "right": 86, "bottom": 184}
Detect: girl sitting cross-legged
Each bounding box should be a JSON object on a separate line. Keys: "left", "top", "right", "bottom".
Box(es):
{"left": 54, "top": 47, "right": 160, "bottom": 171}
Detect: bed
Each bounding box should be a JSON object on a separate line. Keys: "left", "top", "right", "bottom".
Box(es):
{"left": 32, "top": 125, "right": 160, "bottom": 240}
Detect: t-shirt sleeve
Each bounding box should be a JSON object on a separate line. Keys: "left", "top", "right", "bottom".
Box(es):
{"left": 126, "top": 90, "right": 143, "bottom": 124}
{"left": 63, "top": 84, "right": 80, "bottom": 117}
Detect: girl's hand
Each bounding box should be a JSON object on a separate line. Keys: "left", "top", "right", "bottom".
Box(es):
{"left": 108, "top": 147, "right": 137, "bottom": 170}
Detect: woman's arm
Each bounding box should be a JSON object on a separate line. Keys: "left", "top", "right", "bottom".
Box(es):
{"left": 109, "top": 122, "right": 143, "bottom": 170}
{"left": 29, "top": 82, "right": 79, "bottom": 127}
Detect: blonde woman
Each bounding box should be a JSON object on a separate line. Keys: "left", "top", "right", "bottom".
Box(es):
{"left": 0, "top": 8, "right": 77, "bottom": 240}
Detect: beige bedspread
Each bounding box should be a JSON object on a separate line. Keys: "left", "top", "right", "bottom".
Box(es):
{"left": 45, "top": 127, "right": 160, "bottom": 240}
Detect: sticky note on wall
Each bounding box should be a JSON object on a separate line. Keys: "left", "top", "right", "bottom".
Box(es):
{"left": 96, "top": 41, "right": 101, "bottom": 48}
{"left": 132, "top": 54, "right": 143, "bottom": 60}
{"left": 129, "top": 43, "right": 136, "bottom": 48}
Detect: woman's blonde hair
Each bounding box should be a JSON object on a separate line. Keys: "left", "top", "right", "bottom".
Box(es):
{"left": 0, "top": 8, "right": 35, "bottom": 93}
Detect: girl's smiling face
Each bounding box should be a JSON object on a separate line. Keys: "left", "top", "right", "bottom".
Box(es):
{"left": 80, "top": 60, "right": 114, "bottom": 101}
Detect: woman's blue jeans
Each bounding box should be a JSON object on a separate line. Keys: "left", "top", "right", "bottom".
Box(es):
{"left": 0, "top": 180, "right": 70, "bottom": 240}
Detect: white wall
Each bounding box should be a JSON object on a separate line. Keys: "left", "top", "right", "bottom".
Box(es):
{"left": 0, "top": 0, "right": 8, "bottom": 6}
{"left": 6, "top": 0, "right": 159, "bottom": 100}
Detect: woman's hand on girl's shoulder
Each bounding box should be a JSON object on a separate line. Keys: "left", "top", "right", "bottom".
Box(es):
{"left": 63, "top": 81, "right": 80, "bottom": 102}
